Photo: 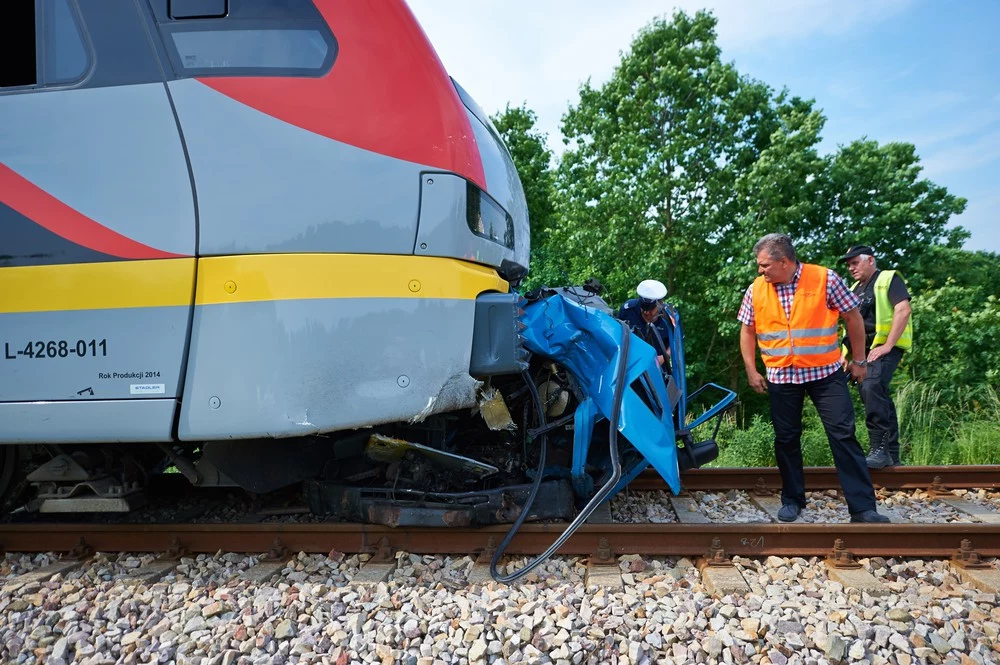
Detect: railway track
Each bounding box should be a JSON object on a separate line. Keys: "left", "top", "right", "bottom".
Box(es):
{"left": 1, "top": 466, "right": 998, "bottom": 562}
{"left": 1, "top": 520, "right": 997, "bottom": 559}
{"left": 633, "top": 464, "right": 1000, "bottom": 491}
{"left": 2, "top": 464, "right": 998, "bottom": 638}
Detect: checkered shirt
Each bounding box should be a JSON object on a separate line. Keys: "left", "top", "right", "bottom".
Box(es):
{"left": 737, "top": 263, "right": 860, "bottom": 384}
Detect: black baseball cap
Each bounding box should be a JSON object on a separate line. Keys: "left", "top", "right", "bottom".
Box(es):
{"left": 840, "top": 245, "right": 874, "bottom": 262}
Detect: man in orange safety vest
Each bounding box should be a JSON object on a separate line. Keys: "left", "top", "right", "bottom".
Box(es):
{"left": 737, "top": 233, "right": 889, "bottom": 524}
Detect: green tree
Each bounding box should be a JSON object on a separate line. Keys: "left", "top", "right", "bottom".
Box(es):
{"left": 908, "top": 246, "right": 1000, "bottom": 297}
{"left": 550, "top": 9, "right": 784, "bottom": 390}
{"left": 541, "top": 8, "right": 972, "bottom": 423}
{"left": 733, "top": 94, "right": 828, "bottom": 240}
{"left": 905, "top": 285, "right": 1000, "bottom": 391}
{"left": 808, "top": 140, "right": 968, "bottom": 270}
{"left": 490, "top": 103, "right": 556, "bottom": 278}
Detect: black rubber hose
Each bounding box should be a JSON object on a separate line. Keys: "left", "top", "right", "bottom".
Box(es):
{"left": 490, "top": 320, "right": 631, "bottom": 582}
{"left": 490, "top": 369, "right": 549, "bottom": 583}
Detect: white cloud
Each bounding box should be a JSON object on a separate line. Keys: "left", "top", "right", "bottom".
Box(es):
{"left": 904, "top": 109, "right": 999, "bottom": 150}
{"left": 914, "top": 91, "right": 971, "bottom": 112}
{"left": 706, "top": 0, "right": 912, "bottom": 50}
{"left": 920, "top": 130, "right": 1000, "bottom": 178}
{"left": 884, "top": 62, "right": 920, "bottom": 83}
{"left": 948, "top": 192, "right": 1000, "bottom": 252}
{"left": 825, "top": 81, "right": 873, "bottom": 110}
{"left": 405, "top": 0, "right": 913, "bottom": 155}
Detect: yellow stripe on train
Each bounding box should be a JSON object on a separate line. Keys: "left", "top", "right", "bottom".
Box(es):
{"left": 0, "top": 258, "right": 197, "bottom": 313}
{"left": 0, "top": 255, "right": 508, "bottom": 313}
{"left": 195, "top": 254, "right": 508, "bottom": 305}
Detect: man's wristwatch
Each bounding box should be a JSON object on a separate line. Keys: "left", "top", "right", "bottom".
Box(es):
{"left": 852, "top": 360, "right": 867, "bottom": 367}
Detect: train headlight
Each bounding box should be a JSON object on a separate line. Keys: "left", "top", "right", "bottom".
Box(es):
{"left": 466, "top": 182, "right": 515, "bottom": 250}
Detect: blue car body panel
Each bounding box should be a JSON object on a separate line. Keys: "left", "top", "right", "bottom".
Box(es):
{"left": 520, "top": 293, "right": 683, "bottom": 495}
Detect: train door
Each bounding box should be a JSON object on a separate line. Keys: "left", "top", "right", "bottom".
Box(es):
{"left": 0, "top": 0, "right": 197, "bottom": 443}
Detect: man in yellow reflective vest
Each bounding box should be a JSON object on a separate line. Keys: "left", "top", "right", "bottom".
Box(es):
{"left": 738, "top": 233, "right": 888, "bottom": 523}
{"left": 840, "top": 245, "right": 913, "bottom": 469}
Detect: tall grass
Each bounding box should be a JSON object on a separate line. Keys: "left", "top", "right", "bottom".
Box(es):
{"left": 898, "top": 382, "right": 1000, "bottom": 465}
{"left": 701, "top": 381, "right": 1000, "bottom": 467}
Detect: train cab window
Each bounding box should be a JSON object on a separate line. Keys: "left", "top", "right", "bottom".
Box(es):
{"left": 169, "top": 28, "right": 330, "bottom": 73}
{"left": 170, "top": 0, "right": 227, "bottom": 19}
{"left": 41, "top": 0, "right": 89, "bottom": 84}
{"left": 153, "top": 0, "right": 335, "bottom": 78}
{"left": 0, "top": 0, "right": 89, "bottom": 90}
{"left": 0, "top": 2, "right": 38, "bottom": 88}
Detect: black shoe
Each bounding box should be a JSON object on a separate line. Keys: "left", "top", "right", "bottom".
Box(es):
{"left": 851, "top": 510, "right": 890, "bottom": 523}
{"left": 777, "top": 503, "right": 801, "bottom": 522}
{"left": 890, "top": 449, "right": 902, "bottom": 465}
{"left": 865, "top": 445, "right": 894, "bottom": 469}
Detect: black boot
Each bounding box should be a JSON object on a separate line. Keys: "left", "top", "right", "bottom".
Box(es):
{"left": 865, "top": 433, "right": 893, "bottom": 469}
{"left": 866, "top": 439, "right": 895, "bottom": 469}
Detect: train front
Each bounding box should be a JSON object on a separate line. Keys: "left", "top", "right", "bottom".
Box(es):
{"left": 175, "top": 0, "right": 529, "bottom": 447}
{"left": 175, "top": 0, "right": 534, "bottom": 498}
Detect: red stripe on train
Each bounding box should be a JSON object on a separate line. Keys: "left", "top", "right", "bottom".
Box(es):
{"left": 197, "top": 0, "right": 487, "bottom": 190}
{"left": 0, "top": 164, "right": 184, "bottom": 260}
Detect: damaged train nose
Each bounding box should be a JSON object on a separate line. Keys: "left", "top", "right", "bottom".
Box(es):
{"left": 302, "top": 284, "right": 736, "bottom": 582}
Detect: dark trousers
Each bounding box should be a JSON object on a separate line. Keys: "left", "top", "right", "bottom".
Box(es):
{"left": 767, "top": 370, "right": 877, "bottom": 515}
{"left": 859, "top": 347, "right": 904, "bottom": 458}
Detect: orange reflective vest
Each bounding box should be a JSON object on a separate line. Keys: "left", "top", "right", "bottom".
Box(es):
{"left": 751, "top": 263, "right": 841, "bottom": 368}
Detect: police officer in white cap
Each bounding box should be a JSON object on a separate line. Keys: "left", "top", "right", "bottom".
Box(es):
{"left": 618, "top": 279, "right": 672, "bottom": 368}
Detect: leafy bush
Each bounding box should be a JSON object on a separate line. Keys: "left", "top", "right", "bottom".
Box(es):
{"left": 707, "top": 414, "right": 775, "bottom": 467}
{"left": 904, "top": 287, "right": 1000, "bottom": 394}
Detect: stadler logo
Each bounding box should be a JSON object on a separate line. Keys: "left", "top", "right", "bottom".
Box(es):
{"left": 130, "top": 384, "right": 165, "bottom": 395}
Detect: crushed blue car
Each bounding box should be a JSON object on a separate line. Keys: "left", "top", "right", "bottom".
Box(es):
{"left": 520, "top": 287, "right": 736, "bottom": 497}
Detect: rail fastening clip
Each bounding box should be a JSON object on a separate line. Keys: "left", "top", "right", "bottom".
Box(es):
{"left": 702, "top": 537, "right": 733, "bottom": 568}
{"left": 590, "top": 537, "right": 616, "bottom": 566}
{"left": 951, "top": 539, "right": 991, "bottom": 570}
{"left": 826, "top": 538, "right": 861, "bottom": 569}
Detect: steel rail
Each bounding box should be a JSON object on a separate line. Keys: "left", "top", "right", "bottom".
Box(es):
{"left": 631, "top": 465, "right": 1000, "bottom": 491}
{"left": 1, "top": 522, "right": 998, "bottom": 558}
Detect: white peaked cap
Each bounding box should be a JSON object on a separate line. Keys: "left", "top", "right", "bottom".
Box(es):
{"left": 636, "top": 279, "right": 667, "bottom": 301}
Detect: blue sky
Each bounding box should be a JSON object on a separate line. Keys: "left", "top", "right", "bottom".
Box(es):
{"left": 407, "top": 0, "right": 999, "bottom": 253}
